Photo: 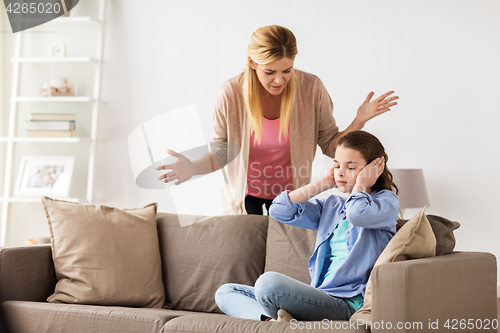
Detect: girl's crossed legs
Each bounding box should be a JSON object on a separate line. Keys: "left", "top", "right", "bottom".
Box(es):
{"left": 215, "top": 271, "right": 355, "bottom": 321}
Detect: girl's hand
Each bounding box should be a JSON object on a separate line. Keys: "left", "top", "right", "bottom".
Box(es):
{"left": 288, "top": 166, "right": 336, "bottom": 203}
{"left": 355, "top": 91, "right": 398, "bottom": 127}
{"left": 155, "top": 149, "right": 194, "bottom": 185}
{"left": 321, "top": 165, "right": 337, "bottom": 189}
{"left": 353, "top": 157, "right": 385, "bottom": 192}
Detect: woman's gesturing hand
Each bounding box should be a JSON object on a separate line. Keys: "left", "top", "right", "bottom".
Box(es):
{"left": 356, "top": 91, "right": 398, "bottom": 126}
{"left": 155, "top": 149, "right": 195, "bottom": 185}
{"left": 353, "top": 157, "right": 385, "bottom": 192}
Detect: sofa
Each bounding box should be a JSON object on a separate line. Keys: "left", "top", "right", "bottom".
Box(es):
{"left": 0, "top": 207, "right": 497, "bottom": 333}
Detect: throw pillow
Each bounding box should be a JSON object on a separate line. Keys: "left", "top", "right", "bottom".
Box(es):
{"left": 397, "top": 214, "right": 460, "bottom": 256}
{"left": 42, "top": 197, "right": 165, "bottom": 308}
{"left": 351, "top": 207, "right": 436, "bottom": 323}
{"left": 156, "top": 213, "right": 269, "bottom": 313}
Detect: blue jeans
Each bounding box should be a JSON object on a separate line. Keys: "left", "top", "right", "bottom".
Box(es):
{"left": 215, "top": 271, "right": 356, "bottom": 321}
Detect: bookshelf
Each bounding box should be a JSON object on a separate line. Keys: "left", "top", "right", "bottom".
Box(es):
{"left": 12, "top": 96, "right": 92, "bottom": 102}
{"left": 0, "top": 137, "right": 91, "bottom": 143}
{"left": 0, "top": 197, "right": 86, "bottom": 204}
{"left": 6, "top": 16, "right": 100, "bottom": 25}
{"left": 0, "top": 0, "right": 106, "bottom": 246}
{"left": 52, "top": 17, "right": 99, "bottom": 24}
{"left": 11, "top": 57, "right": 96, "bottom": 63}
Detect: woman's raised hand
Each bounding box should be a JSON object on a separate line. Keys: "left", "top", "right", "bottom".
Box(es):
{"left": 155, "top": 149, "right": 195, "bottom": 185}
{"left": 356, "top": 91, "right": 398, "bottom": 126}
{"left": 354, "top": 157, "right": 385, "bottom": 191}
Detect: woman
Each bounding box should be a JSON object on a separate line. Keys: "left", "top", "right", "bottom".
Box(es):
{"left": 156, "top": 25, "right": 398, "bottom": 215}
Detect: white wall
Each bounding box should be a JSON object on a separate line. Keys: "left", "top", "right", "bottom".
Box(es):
{"left": 2, "top": 0, "right": 500, "bottom": 279}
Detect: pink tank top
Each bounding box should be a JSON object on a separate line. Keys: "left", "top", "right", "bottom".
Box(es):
{"left": 247, "top": 117, "right": 294, "bottom": 200}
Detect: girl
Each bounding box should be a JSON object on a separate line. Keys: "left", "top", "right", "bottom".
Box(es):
{"left": 156, "top": 25, "right": 398, "bottom": 215}
{"left": 215, "top": 131, "right": 399, "bottom": 321}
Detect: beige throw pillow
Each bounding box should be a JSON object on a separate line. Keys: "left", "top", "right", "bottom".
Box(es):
{"left": 42, "top": 197, "right": 165, "bottom": 308}
{"left": 351, "top": 207, "right": 436, "bottom": 323}
{"left": 397, "top": 215, "right": 460, "bottom": 256}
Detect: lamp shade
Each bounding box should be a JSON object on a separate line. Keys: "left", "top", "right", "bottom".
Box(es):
{"left": 391, "top": 169, "right": 429, "bottom": 209}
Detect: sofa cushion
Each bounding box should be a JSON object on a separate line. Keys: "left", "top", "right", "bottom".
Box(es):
{"left": 156, "top": 213, "right": 268, "bottom": 313}
{"left": 351, "top": 207, "right": 436, "bottom": 323}
{"left": 397, "top": 214, "right": 460, "bottom": 256}
{"left": 42, "top": 197, "right": 165, "bottom": 308}
{"left": 162, "top": 312, "right": 370, "bottom": 333}
{"left": 264, "top": 217, "right": 317, "bottom": 284}
{"left": 1, "top": 301, "right": 196, "bottom": 333}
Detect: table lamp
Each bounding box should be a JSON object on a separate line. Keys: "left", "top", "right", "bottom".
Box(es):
{"left": 391, "top": 169, "right": 429, "bottom": 219}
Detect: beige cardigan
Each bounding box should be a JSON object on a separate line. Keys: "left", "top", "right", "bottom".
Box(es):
{"left": 212, "top": 69, "right": 339, "bottom": 214}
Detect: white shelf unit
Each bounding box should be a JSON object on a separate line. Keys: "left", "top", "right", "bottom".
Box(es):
{"left": 47, "top": 16, "right": 100, "bottom": 24}
{"left": 0, "top": 1, "right": 106, "bottom": 246}
{"left": 12, "top": 96, "right": 92, "bottom": 102}
{"left": 0, "top": 197, "right": 87, "bottom": 204}
{"left": 0, "top": 137, "right": 91, "bottom": 143}
{"left": 8, "top": 16, "right": 100, "bottom": 25}
{"left": 11, "top": 57, "right": 96, "bottom": 63}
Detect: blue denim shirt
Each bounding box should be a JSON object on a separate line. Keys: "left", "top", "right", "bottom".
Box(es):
{"left": 269, "top": 189, "right": 399, "bottom": 298}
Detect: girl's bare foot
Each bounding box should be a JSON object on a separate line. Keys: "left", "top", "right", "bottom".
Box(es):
{"left": 277, "top": 309, "right": 294, "bottom": 322}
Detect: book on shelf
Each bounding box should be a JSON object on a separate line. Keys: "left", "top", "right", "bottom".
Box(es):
{"left": 25, "top": 120, "right": 75, "bottom": 131}
{"left": 30, "top": 113, "right": 76, "bottom": 121}
{"left": 26, "top": 130, "right": 73, "bottom": 137}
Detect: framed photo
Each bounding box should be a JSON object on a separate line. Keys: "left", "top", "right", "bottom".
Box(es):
{"left": 14, "top": 156, "right": 75, "bottom": 197}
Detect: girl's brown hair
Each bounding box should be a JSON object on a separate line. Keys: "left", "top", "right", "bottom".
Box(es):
{"left": 337, "top": 131, "right": 398, "bottom": 194}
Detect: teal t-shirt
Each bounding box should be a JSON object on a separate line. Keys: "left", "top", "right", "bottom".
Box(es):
{"left": 320, "top": 219, "right": 364, "bottom": 311}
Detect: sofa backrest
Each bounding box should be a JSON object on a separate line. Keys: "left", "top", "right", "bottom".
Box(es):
{"left": 264, "top": 217, "right": 317, "bottom": 284}
{"left": 156, "top": 213, "right": 269, "bottom": 313}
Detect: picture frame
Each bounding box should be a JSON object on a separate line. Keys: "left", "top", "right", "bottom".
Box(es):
{"left": 14, "top": 156, "right": 75, "bottom": 197}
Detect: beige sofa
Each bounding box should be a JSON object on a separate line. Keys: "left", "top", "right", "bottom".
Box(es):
{"left": 0, "top": 212, "right": 496, "bottom": 333}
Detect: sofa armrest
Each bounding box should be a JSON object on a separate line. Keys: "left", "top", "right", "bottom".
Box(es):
{"left": 370, "top": 252, "right": 497, "bottom": 332}
{"left": 0, "top": 245, "right": 57, "bottom": 303}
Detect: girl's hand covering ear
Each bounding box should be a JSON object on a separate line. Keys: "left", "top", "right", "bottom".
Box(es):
{"left": 355, "top": 157, "right": 385, "bottom": 190}
{"left": 322, "top": 165, "right": 337, "bottom": 189}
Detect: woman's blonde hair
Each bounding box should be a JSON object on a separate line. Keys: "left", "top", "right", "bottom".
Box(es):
{"left": 238, "top": 25, "right": 298, "bottom": 144}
